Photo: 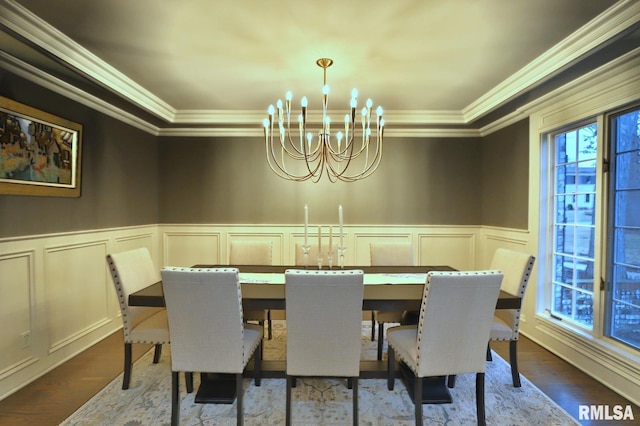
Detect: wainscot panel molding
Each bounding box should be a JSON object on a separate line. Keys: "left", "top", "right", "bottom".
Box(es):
{"left": 158, "top": 224, "right": 498, "bottom": 269}
{"left": 0, "top": 225, "right": 159, "bottom": 400}
{"left": 0, "top": 250, "right": 37, "bottom": 381}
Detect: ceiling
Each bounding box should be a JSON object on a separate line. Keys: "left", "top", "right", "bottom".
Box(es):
{"left": 0, "top": 0, "right": 638, "bottom": 134}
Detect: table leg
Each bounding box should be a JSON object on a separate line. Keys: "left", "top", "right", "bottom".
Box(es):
{"left": 399, "top": 362, "right": 452, "bottom": 404}
{"left": 194, "top": 373, "right": 237, "bottom": 404}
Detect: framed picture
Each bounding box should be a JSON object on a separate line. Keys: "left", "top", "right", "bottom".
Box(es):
{"left": 0, "top": 95, "right": 82, "bottom": 197}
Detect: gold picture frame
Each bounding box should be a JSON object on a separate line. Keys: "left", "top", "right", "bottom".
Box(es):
{"left": 0, "top": 95, "right": 82, "bottom": 197}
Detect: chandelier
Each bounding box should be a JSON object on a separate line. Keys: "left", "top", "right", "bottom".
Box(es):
{"left": 263, "top": 58, "right": 384, "bottom": 182}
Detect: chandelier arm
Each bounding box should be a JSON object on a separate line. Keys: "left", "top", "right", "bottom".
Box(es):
{"left": 337, "top": 134, "right": 384, "bottom": 181}
{"left": 266, "top": 130, "right": 322, "bottom": 181}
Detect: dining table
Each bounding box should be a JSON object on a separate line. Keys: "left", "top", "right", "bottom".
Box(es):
{"left": 128, "top": 265, "right": 521, "bottom": 405}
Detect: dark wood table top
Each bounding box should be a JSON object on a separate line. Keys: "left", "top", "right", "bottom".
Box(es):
{"left": 129, "top": 265, "right": 521, "bottom": 310}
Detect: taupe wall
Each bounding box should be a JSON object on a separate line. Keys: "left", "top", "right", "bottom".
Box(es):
{"left": 158, "top": 136, "right": 486, "bottom": 225}
{"left": 481, "top": 119, "right": 529, "bottom": 229}
{"left": 0, "top": 71, "right": 159, "bottom": 238}
{"left": 1, "top": 68, "right": 531, "bottom": 238}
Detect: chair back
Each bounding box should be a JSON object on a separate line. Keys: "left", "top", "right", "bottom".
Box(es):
{"left": 285, "top": 270, "right": 364, "bottom": 377}
{"left": 229, "top": 241, "right": 273, "bottom": 265}
{"left": 489, "top": 248, "right": 535, "bottom": 297}
{"left": 107, "top": 248, "right": 163, "bottom": 340}
{"left": 489, "top": 248, "right": 536, "bottom": 337}
{"left": 370, "top": 242, "right": 414, "bottom": 266}
{"left": 294, "top": 243, "right": 338, "bottom": 265}
{"left": 160, "top": 267, "right": 247, "bottom": 373}
{"left": 416, "top": 271, "right": 503, "bottom": 377}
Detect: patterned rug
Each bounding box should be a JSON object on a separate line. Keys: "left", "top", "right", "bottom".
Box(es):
{"left": 61, "top": 321, "right": 578, "bottom": 425}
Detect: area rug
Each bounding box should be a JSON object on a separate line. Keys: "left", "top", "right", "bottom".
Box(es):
{"left": 61, "top": 321, "right": 579, "bottom": 425}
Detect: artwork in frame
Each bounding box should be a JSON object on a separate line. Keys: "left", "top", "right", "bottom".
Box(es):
{"left": 0, "top": 95, "right": 82, "bottom": 197}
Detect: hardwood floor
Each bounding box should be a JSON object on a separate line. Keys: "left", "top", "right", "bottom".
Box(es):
{"left": 0, "top": 330, "right": 637, "bottom": 425}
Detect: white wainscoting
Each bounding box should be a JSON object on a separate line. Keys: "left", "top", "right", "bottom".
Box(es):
{"left": 0, "top": 225, "right": 159, "bottom": 400}
{"left": 0, "top": 223, "right": 528, "bottom": 401}
{"left": 159, "top": 224, "right": 497, "bottom": 269}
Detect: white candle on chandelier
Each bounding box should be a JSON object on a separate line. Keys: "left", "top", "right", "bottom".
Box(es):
{"left": 344, "top": 114, "right": 350, "bottom": 137}
{"left": 318, "top": 225, "right": 322, "bottom": 253}
{"left": 337, "top": 132, "right": 343, "bottom": 151}
{"left": 298, "top": 114, "right": 304, "bottom": 150}
{"left": 276, "top": 99, "right": 283, "bottom": 124}
{"left": 285, "top": 91, "right": 292, "bottom": 117}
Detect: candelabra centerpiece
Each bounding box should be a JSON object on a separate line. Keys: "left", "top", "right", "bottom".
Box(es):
{"left": 263, "top": 58, "right": 384, "bottom": 183}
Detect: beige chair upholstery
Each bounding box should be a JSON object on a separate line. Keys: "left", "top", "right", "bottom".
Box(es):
{"left": 161, "top": 267, "right": 263, "bottom": 426}
{"left": 229, "top": 241, "right": 274, "bottom": 339}
{"left": 285, "top": 270, "right": 364, "bottom": 426}
{"left": 387, "top": 271, "right": 503, "bottom": 426}
{"left": 107, "top": 248, "right": 173, "bottom": 390}
{"left": 370, "top": 242, "right": 414, "bottom": 360}
{"left": 487, "top": 248, "right": 536, "bottom": 387}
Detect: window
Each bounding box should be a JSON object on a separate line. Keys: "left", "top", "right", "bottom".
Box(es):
{"left": 550, "top": 123, "right": 597, "bottom": 328}
{"left": 606, "top": 107, "right": 640, "bottom": 349}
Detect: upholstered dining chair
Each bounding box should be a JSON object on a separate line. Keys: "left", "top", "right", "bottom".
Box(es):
{"left": 107, "top": 248, "right": 187, "bottom": 391}
{"left": 387, "top": 270, "right": 503, "bottom": 426}
{"left": 370, "top": 241, "right": 414, "bottom": 360}
{"left": 285, "top": 269, "right": 364, "bottom": 426}
{"left": 229, "top": 240, "right": 274, "bottom": 339}
{"left": 161, "top": 267, "right": 263, "bottom": 426}
{"left": 486, "top": 248, "right": 536, "bottom": 387}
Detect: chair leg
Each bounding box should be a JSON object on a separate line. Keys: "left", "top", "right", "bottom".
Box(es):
{"left": 371, "top": 312, "right": 376, "bottom": 341}
{"left": 171, "top": 371, "right": 180, "bottom": 426}
{"left": 414, "top": 376, "right": 422, "bottom": 425}
{"left": 377, "top": 322, "right": 384, "bottom": 361}
{"left": 286, "top": 375, "right": 293, "bottom": 426}
{"left": 122, "top": 343, "right": 132, "bottom": 390}
{"left": 254, "top": 342, "right": 262, "bottom": 386}
{"left": 486, "top": 342, "right": 493, "bottom": 361}
{"left": 387, "top": 347, "right": 395, "bottom": 390}
{"left": 185, "top": 372, "right": 194, "bottom": 393}
{"left": 267, "top": 310, "right": 273, "bottom": 340}
{"left": 476, "top": 372, "right": 486, "bottom": 426}
{"left": 153, "top": 344, "right": 162, "bottom": 363}
{"left": 352, "top": 377, "right": 359, "bottom": 426}
{"left": 236, "top": 373, "right": 243, "bottom": 426}
{"left": 509, "top": 340, "right": 521, "bottom": 387}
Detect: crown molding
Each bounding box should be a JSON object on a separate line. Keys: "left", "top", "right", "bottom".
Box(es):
{"left": 172, "top": 109, "right": 467, "bottom": 126}
{"left": 463, "top": 0, "right": 640, "bottom": 123}
{"left": 478, "top": 46, "right": 640, "bottom": 137}
{"left": 1, "top": 0, "right": 637, "bottom": 139}
{"left": 5, "top": 0, "right": 636, "bottom": 129}
{"left": 157, "top": 126, "right": 481, "bottom": 138}
{"left": 0, "top": 0, "right": 176, "bottom": 123}
{"left": 0, "top": 50, "right": 161, "bottom": 135}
